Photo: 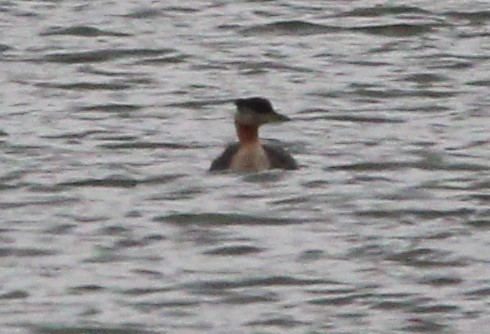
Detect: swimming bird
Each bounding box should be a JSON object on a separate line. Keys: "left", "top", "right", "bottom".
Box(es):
{"left": 210, "top": 97, "right": 297, "bottom": 172}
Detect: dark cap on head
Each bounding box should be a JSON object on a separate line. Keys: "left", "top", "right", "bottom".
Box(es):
{"left": 234, "top": 97, "right": 274, "bottom": 114}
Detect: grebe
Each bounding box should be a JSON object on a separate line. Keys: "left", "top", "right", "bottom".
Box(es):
{"left": 210, "top": 97, "right": 298, "bottom": 172}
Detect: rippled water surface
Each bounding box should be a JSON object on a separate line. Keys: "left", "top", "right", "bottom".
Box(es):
{"left": 1, "top": 1, "right": 489, "bottom": 333}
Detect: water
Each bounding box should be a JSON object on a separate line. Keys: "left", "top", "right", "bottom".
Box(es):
{"left": 1, "top": 1, "right": 489, "bottom": 333}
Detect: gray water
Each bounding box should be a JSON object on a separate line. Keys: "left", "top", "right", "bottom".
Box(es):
{"left": 1, "top": 1, "right": 489, "bottom": 333}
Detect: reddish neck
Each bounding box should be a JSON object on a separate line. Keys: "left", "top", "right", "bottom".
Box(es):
{"left": 235, "top": 122, "right": 259, "bottom": 146}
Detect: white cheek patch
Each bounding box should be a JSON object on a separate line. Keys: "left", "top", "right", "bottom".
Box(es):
{"left": 235, "top": 107, "right": 256, "bottom": 125}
